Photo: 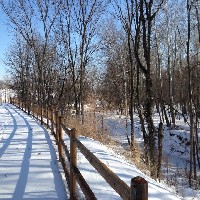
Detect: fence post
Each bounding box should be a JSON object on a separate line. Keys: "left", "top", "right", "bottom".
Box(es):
{"left": 130, "top": 176, "right": 148, "bottom": 200}
{"left": 32, "top": 104, "right": 35, "bottom": 117}
{"left": 55, "top": 110, "right": 59, "bottom": 145}
{"left": 47, "top": 107, "right": 49, "bottom": 128}
{"left": 58, "top": 115, "right": 63, "bottom": 161}
{"left": 27, "top": 101, "right": 30, "bottom": 115}
{"left": 70, "top": 128, "right": 77, "bottom": 199}
{"left": 51, "top": 107, "right": 55, "bottom": 135}
{"left": 41, "top": 106, "right": 43, "bottom": 125}
{"left": 36, "top": 106, "right": 39, "bottom": 120}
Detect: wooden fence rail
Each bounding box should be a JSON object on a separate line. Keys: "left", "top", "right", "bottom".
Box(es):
{"left": 10, "top": 98, "right": 148, "bottom": 200}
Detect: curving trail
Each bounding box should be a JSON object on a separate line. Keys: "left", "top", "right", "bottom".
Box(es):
{"left": 0, "top": 104, "right": 68, "bottom": 199}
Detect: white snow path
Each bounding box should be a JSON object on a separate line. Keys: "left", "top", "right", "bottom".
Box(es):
{"left": 0, "top": 104, "right": 68, "bottom": 199}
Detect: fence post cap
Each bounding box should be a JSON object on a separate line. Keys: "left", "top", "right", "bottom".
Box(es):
{"left": 71, "top": 128, "right": 77, "bottom": 135}
{"left": 131, "top": 176, "right": 147, "bottom": 184}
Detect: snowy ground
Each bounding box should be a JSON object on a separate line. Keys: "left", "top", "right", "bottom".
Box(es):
{"left": 100, "top": 111, "right": 200, "bottom": 200}
{"left": 0, "top": 103, "right": 198, "bottom": 199}
{"left": 64, "top": 136, "right": 181, "bottom": 200}
{"left": 0, "top": 104, "right": 68, "bottom": 199}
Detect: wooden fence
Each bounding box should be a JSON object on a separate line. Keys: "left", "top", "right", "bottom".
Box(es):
{"left": 10, "top": 98, "right": 148, "bottom": 200}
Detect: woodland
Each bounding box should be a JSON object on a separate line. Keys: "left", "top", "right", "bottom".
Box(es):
{"left": 1, "top": 0, "right": 200, "bottom": 190}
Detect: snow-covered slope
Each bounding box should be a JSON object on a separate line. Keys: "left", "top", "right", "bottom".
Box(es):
{"left": 100, "top": 111, "right": 200, "bottom": 199}
{"left": 66, "top": 136, "right": 181, "bottom": 200}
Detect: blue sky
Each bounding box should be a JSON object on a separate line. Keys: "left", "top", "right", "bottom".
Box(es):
{"left": 0, "top": 9, "right": 13, "bottom": 80}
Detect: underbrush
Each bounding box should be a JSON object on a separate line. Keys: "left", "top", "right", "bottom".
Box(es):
{"left": 62, "top": 111, "right": 146, "bottom": 173}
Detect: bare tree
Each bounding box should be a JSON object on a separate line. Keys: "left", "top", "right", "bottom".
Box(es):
{"left": 134, "top": 0, "right": 165, "bottom": 177}
{"left": 113, "top": 0, "right": 136, "bottom": 146}
{"left": 73, "top": 0, "right": 105, "bottom": 123}
{"left": 187, "top": 0, "right": 197, "bottom": 186}
{"left": 1, "top": 0, "right": 61, "bottom": 107}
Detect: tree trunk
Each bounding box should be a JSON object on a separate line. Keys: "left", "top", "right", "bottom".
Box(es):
{"left": 126, "top": 16, "right": 135, "bottom": 147}
{"left": 157, "top": 121, "right": 163, "bottom": 181}
{"left": 145, "top": 75, "right": 156, "bottom": 177}
{"left": 136, "top": 65, "right": 148, "bottom": 161}
{"left": 187, "top": 0, "right": 196, "bottom": 186}
{"left": 166, "top": 5, "right": 175, "bottom": 127}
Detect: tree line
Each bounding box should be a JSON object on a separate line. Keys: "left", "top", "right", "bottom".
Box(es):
{"left": 1, "top": 0, "right": 200, "bottom": 186}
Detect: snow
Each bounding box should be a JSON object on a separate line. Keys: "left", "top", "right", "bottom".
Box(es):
{"left": 0, "top": 104, "right": 68, "bottom": 199}
{"left": 100, "top": 111, "right": 200, "bottom": 200}
{"left": 62, "top": 135, "right": 181, "bottom": 200}
{"left": 0, "top": 103, "right": 198, "bottom": 199}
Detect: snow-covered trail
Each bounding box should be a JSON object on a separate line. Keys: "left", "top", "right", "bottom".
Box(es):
{"left": 0, "top": 104, "right": 68, "bottom": 199}
{"left": 0, "top": 104, "right": 185, "bottom": 199}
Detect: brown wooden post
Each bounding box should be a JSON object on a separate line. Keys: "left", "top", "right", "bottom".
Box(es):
{"left": 32, "top": 104, "right": 35, "bottom": 118}
{"left": 41, "top": 107, "right": 43, "bottom": 125}
{"left": 55, "top": 110, "right": 59, "bottom": 145}
{"left": 70, "top": 128, "right": 77, "bottom": 199}
{"left": 35, "top": 105, "right": 37, "bottom": 118}
{"left": 51, "top": 107, "right": 55, "bottom": 135}
{"left": 47, "top": 108, "right": 49, "bottom": 128}
{"left": 43, "top": 107, "right": 45, "bottom": 118}
{"left": 28, "top": 101, "right": 30, "bottom": 115}
{"left": 26, "top": 101, "right": 30, "bottom": 115}
{"left": 130, "top": 176, "right": 148, "bottom": 200}
{"left": 58, "top": 115, "right": 63, "bottom": 161}
{"left": 36, "top": 106, "right": 39, "bottom": 120}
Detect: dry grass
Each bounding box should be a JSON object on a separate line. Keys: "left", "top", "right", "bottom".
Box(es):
{"left": 63, "top": 111, "right": 147, "bottom": 173}
{"left": 63, "top": 111, "right": 115, "bottom": 144}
